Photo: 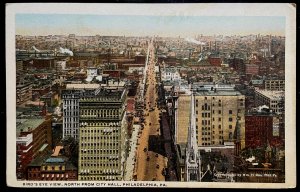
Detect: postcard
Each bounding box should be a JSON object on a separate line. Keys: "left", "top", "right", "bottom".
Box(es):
{"left": 6, "top": 3, "right": 296, "bottom": 188}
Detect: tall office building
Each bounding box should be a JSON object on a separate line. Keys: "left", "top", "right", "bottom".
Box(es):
{"left": 175, "top": 84, "right": 246, "bottom": 149}
{"left": 78, "top": 84, "right": 128, "bottom": 181}
{"left": 62, "top": 84, "right": 101, "bottom": 141}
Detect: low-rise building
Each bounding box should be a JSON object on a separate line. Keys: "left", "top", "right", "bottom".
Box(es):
{"left": 27, "top": 156, "right": 77, "bottom": 181}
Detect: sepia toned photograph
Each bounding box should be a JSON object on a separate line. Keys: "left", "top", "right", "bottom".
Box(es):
{"left": 6, "top": 3, "right": 296, "bottom": 188}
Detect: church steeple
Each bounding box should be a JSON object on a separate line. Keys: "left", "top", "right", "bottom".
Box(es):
{"left": 185, "top": 88, "right": 201, "bottom": 181}
{"left": 234, "top": 117, "right": 241, "bottom": 156}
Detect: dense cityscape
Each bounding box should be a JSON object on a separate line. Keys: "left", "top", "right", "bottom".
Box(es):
{"left": 15, "top": 32, "right": 285, "bottom": 183}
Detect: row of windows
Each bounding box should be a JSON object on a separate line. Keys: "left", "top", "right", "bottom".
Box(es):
{"left": 80, "top": 142, "right": 119, "bottom": 147}
{"left": 202, "top": 143, "right": 211, "bottom": 146}
{"left": 64, "top": 130, "right": 78, "bottom": 135}
{"left": 64, "top": 111, "right": 79, "bottom": 116}
{"left": 80, "top": 136, "right": 119, "bottom": 140}
{"left": 201, "top": 113, "right": 211, "bottom": 117}
{"left": 212, "top": 125, "right": 223, "bottom": 129}
{"left": 80, "top": 156, "right": 119, "bottom": 160}
{"left": 80, "top": 109, "right": 119, "bottom": 116}
{"left": 81, "top": 142, "right": 119, "bottom": 146}
{"left": 202, "top": 132, "right": 211, "bottom": 135}
{"left": 64, "top": 118, "right": 79, "bottom": 122}
{"left": 80, "top": 163, "right": 119, "bottom": 168}
{"left": 81, "top": 129, "right": 119, "bottom": 134}
{"left": 80, "top": 176, "right": 120, "bottom": 181}
{"left": 196, "top": 98, "right": 223, "bottom": 102}
{"left": 80, "top": 122, "right": 120, "bottom": 127}
{"left": 81, "top": 149, "right": 119, "bottom": 153}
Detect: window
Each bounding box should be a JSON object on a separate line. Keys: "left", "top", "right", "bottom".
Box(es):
{"left": 218, "top": 110, "right": 221, "bottom": 114}
{"left": 229, "top": 125, "right": 232, "bottom": 129}
{"left": 229, "top": 110, "right": 232, "bottom": 114}
{"left": 218, "top": 117, "right": 221, "bottom": 121}
{"left": 229, "top": 118, "right": 233, "bottom": 122}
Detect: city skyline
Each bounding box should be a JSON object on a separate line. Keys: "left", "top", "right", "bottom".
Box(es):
{"left": 16, "top": 14, "right": 285, "bottom": 37}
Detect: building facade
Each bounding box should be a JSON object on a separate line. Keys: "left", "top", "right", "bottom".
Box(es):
{"left": 62, "top": 84, "right": 101, "bottom": 140}
{"left": 255, "top": 90, "right": 284, "bottom": 114}
{"left": 175, "top": 85, "right": 246, "bottom": 149}
{"left": 264, "top": 79, "right": 285, "bottom": 91}
{"left": 78, "top": 86, "right": 128, "bottom": 181}
{"left": 27, "top": 156, "right": 77, "bottom": 181}
{"left": 245, "top": 112, "right": 274, "bottom": 148}
{"left": 16, "top": 83, "right": 32, "bottom": 105}
{"left": 16, "top": 118, "right": 52, "bottom": 180}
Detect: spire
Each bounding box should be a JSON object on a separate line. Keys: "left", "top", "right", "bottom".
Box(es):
{"left": 233, "top": 117, "right": 241, "bottom": 156}
{"left": 185, "top": 88, "right": 201, "bottom": 181}
{"left": 233, "top": 117, "right": 241, "bottom": 141}
{"left": 187, "top": 91, "right": 198, "bottom": 161}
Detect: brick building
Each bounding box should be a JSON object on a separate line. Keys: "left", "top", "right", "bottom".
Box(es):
{"left": 208, "top": 56, "right": 222, "bottom": 67}
{"left": 27, "top": 156, "right": 77, "bottom": 181}
{"left": 245, "top": 111, "right": 274, "bottom": 148}
{"left": 16, "top": 118, "right": 52, "bottom": 180}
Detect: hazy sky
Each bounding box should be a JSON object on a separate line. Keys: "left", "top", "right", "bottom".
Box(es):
{"left": 16, "top": 14, "right": 285, "bottom": 37}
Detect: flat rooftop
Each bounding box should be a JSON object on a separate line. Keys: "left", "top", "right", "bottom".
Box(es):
{"left": 16, "top": 118, "right": 45, "bottom": 136}
{"left": 194, "top": 90, "right": 242, "bottom": 96}
{"left": 255, "top": 90, "right": 284, "bottom": 100}
{"left": 66, "top": 84, "right": 100, "bottom": 90}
